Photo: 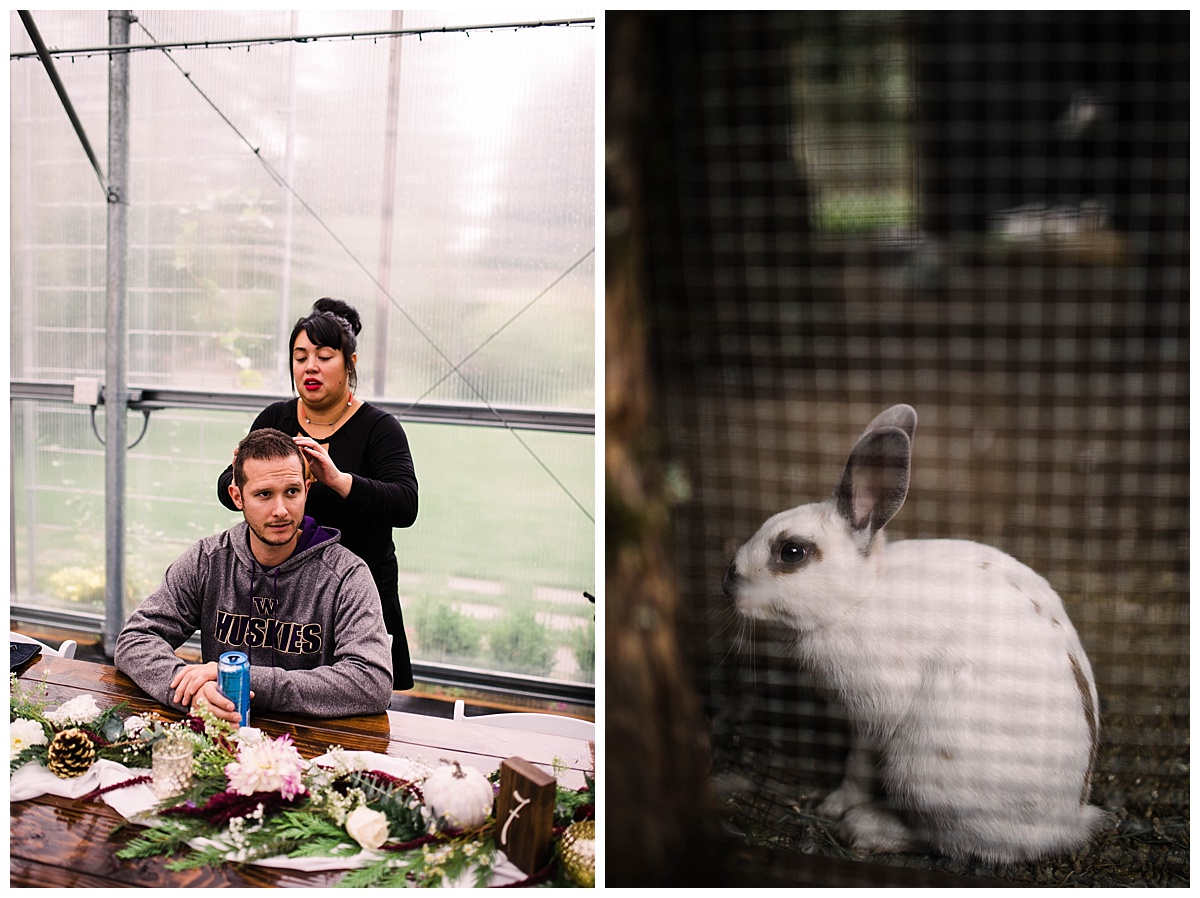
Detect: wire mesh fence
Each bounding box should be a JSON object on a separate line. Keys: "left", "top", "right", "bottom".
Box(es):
{"left": 607, "top": 10, "right": 1187, "bottom": 886}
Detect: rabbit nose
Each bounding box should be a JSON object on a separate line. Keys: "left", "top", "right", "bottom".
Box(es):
{"left": 722, "top": 561, "right": 742, "bottom": 598}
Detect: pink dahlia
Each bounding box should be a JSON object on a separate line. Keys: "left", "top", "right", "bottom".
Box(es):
{"left": 224, "top": 733, "right": 308, "bottom": 800}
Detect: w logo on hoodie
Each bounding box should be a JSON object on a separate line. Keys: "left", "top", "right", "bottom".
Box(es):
{"left": 253, "top": 596, "right": 277, "bottom": 617}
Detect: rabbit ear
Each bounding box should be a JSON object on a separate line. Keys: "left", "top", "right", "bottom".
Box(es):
{"left": 859, "top": 403, "right": 917, "bottom": 442}
{"left": 834, "top": 426, "right": 911, "bottom": 541}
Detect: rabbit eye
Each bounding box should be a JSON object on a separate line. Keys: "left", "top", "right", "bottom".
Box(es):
{"left": 780, "top": 541, "right": 807, "bottom": 564}
{"left": 769, "top": 536, "right": 817, "bottom": 571}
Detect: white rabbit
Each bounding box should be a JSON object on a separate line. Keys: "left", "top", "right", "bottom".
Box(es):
{"left": 722, "top": 404, "right": 1103, "bottom": 864}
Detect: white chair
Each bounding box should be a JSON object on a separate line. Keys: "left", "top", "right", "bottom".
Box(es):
{"left": 10, "top": 631, "right": 77, "bottom": 660}
{"left": 452, "top": 699, "right": 595, "bottom": 740}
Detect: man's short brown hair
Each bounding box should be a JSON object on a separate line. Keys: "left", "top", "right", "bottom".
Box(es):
{"left": 233, "top": 428, "right": 304, "bottom": 488}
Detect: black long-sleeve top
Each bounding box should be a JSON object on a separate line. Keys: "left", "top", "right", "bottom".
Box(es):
{"left": 216, "top": 398, "right": 419, "bottom": 650}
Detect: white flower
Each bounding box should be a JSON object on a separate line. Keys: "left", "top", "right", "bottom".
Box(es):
{"left": 44, "top": 694, "right": 103, "bottom": 728}
{"left": 345, "top": 804, "right": 389, "bottom": 851}
{"left": 319, "top": 787, "right": 356, "bottom": 825}
{"left": 123, "top": 715, "right": 149, "bottom": 735}
{"left": 322, "top": 745, "right": 364, "bottom": 777}
{"left": 10, "top": 718, "right": 47, "bottom": 760}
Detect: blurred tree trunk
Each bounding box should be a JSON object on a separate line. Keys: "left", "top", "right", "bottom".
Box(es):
{"left": 604, "top": 12, "right": 723, "bottom": 887}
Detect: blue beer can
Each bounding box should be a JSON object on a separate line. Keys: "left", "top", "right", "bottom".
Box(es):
{"left": 218, "top": 651, "right": 251, "bottom": 727}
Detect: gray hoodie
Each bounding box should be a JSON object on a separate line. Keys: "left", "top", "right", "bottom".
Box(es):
{"left": 114, "top": 518, "right": 393, "bottom": 718}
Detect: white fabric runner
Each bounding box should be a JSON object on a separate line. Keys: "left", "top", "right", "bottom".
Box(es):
{"left": 11, "top": 749, "right": 523, "bottom": 886}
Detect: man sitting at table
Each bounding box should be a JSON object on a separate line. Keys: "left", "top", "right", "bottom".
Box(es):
{"left": 115, "top": 427, "right": 393, "bottom": 723}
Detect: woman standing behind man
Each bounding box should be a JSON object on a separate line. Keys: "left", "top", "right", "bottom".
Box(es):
{"left": 217, "top": 298, "right": 418, "bottom": 690}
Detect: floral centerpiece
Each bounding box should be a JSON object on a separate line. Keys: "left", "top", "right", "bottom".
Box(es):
{"left": 11, "top": 678, "right": 162, "bottom": 774}
{"left": 11, "top": 675, "right": 596, "bottom": 888}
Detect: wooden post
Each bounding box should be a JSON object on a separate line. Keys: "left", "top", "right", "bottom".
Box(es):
{"left": 494, "top": 757, "right": 556, "bottom": 875}
{"left": 605, "top": 12, "right": 724, "bottom": 886}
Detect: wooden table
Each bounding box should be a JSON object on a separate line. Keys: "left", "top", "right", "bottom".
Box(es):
{"left": 10, "top": 654, "right": 594, "bottom": 888}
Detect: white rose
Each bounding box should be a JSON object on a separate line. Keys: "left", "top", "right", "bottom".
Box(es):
{"left": 45, "top": 694, "right": 103, "bottom": 728}
{"left": 11, "top": 718, "right": 48, "bottom": 760}
{"left": 345, "top": 804, "right": 389, "bottom": 851}
{"left": 234, "top": 726, "right": 263, "bottom": 743}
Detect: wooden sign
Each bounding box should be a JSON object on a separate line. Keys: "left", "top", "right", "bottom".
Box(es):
{"left": 494, "top": 757, "right": 556, "bottom": 875}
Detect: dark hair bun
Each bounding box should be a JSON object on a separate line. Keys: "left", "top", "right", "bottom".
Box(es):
{"left": 312, "top": 297, "right": 362, "bottom": 336}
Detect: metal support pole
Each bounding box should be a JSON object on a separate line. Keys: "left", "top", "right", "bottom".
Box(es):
{"left": 275, "top": 10, "right": 299, "bottom": 386}
{"left": 18, "top": 10, "right": 110, "bottom": 197}
{"left": 374, "top": 9, "right": 404, "bottom": 395}
{"left": 103, "top": 9, "right": 131, "bottom": 657}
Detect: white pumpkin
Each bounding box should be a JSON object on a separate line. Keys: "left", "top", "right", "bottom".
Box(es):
{"left": 423, "top": 761, "right": 495, "bottom": 830}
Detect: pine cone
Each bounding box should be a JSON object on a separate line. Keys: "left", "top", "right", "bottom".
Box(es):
{"left": 46, "top": 727, "right": 96, "bottom": 779}
{"left": 558, "top": 819, "right": 596, "bottom": 887}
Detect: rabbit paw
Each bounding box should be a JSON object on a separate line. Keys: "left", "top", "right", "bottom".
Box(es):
{"left": 837, "top": 803, "right": 924, "bottom": 856}
{"left": 817, "top": 781, "right": 873, "bottom": 820}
